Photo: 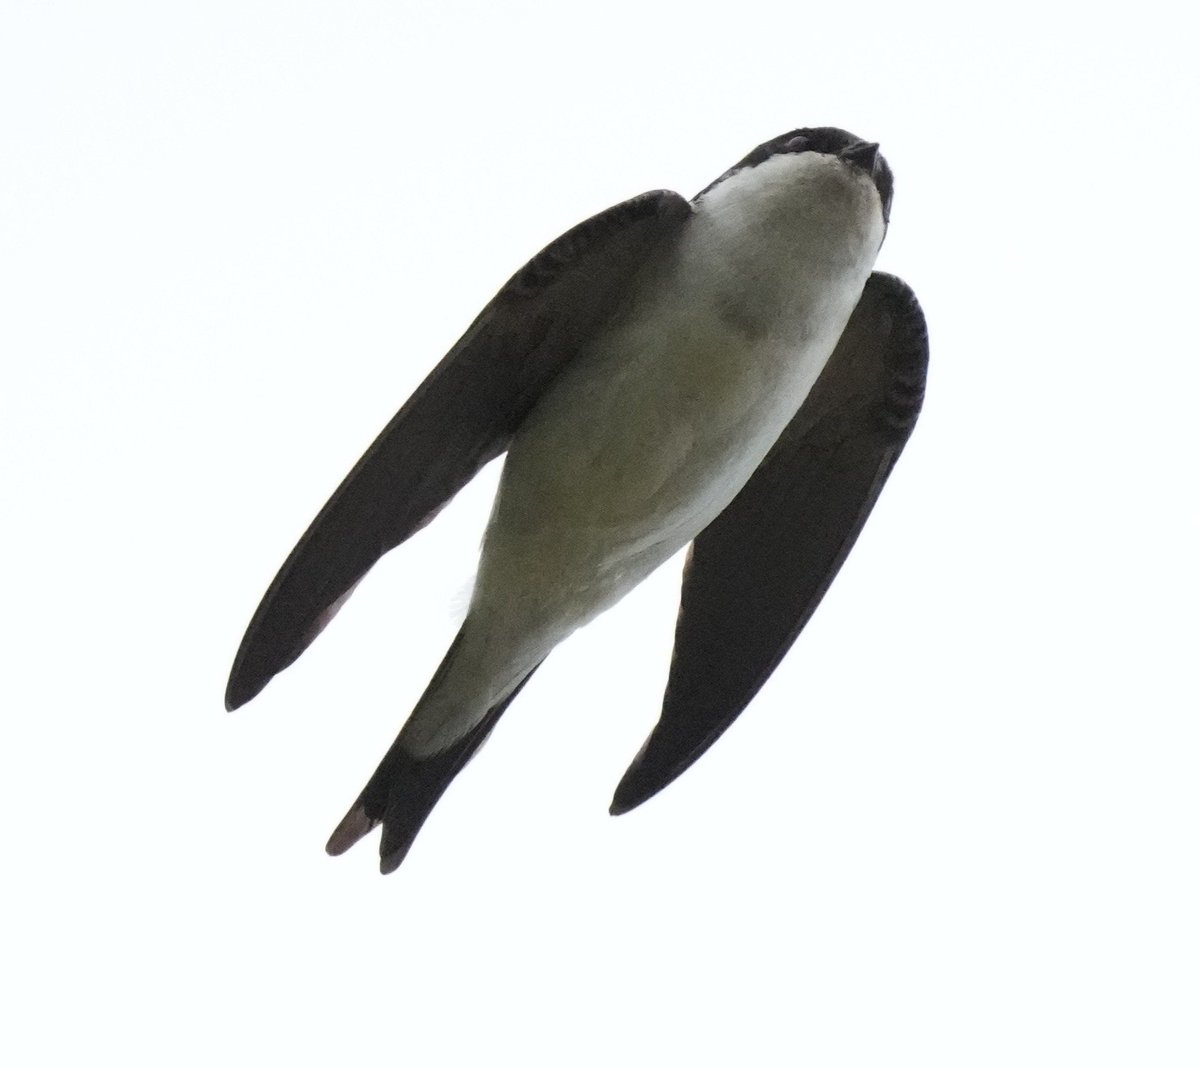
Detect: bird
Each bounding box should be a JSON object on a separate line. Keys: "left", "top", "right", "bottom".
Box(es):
{"left": 226, "top": 126, "right": 928, "bottom": 873}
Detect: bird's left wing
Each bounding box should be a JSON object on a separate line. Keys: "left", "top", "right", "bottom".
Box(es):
{"left": 227, "top": 189, "right": 692, "bottom": 711}
{"left": 611, "top": 271, "right": 928, "bottom": 814}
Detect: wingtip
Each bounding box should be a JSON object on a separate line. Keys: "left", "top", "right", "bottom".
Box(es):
{"left": 611, "top": 723, "right": 722, "bottom": 817}
{"left": 608, "top": 766, "right": 663, "bottom": 817}
{"left": 609, "top": 735, "right": 667, "bottom": 816}
{"left": 224, "top": 669, "right": 264, "bottom": 713}
{"left": 608, "top": 794, "right": 639, "bottom": 817}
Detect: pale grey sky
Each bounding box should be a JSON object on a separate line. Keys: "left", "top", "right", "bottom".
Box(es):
{"left": 3, "top": 2, "right": 1197, "bottom": 1065}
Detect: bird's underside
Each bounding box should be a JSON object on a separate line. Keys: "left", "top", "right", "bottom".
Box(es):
{"left": 226, "top": 127, "right": 928, "bottom": 872}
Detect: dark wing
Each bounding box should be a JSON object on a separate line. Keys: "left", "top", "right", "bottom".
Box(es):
{"left": 611, "top": 271, "right": 928, "bottom": 814}
{"left": 226, "top": 189, "right": 692, "bottom": 711}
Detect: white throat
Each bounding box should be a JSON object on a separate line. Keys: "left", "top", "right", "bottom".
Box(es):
{"left": 684, "top": 149, "right": 886, "bottom": 343}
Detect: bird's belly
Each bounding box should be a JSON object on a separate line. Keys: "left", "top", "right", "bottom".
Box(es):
{"left": 404, "top": 150, "right": 885, "bottom": 750}
{"left": 467, "top": 294, "right": 849, "bottom": 652}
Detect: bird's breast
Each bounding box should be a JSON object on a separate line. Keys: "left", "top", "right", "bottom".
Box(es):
{"left": 489, "top": 271, "right": 856, "bottom": 568}
{"left": 473, "top": 154, "right": 884, "bottom": 630}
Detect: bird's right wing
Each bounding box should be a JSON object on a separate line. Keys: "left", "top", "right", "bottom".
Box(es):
{"left": 612, "top": 271, "right": 928, "bottom": 813}
{"left": 226, "top": 189, "right": 692, "bottom": 711}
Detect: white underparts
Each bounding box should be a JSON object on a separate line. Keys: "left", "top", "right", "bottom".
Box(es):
{"left": 401, "top": 151, "right": 885, "bottom": 756}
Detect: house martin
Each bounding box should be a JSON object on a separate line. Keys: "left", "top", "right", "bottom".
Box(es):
{"left": 226, "top": 127, "right": 928, "bottom": 873}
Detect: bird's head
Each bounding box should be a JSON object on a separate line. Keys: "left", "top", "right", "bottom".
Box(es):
{"left": 697, "top": 126, "right": 894, "bottom": 229}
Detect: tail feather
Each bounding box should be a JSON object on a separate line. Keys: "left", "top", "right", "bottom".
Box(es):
{"left": 326, "top": 632, "right": 541, "bottom": 873}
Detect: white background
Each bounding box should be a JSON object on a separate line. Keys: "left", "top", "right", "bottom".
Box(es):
{"left": 4, "top": 2, "right": 1197, "bottom": 1065}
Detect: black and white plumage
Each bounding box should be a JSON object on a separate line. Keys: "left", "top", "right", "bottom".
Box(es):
{"left": 226, "top": 127, "right": 928, "bottom": 873}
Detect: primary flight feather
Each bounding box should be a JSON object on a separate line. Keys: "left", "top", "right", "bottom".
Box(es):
{"left": 226, "top": 127, "right": 928, "bottom": 873}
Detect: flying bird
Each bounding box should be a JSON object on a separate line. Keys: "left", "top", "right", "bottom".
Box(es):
{"left": 226, "top": 127, "right": 928, "bottom": 873}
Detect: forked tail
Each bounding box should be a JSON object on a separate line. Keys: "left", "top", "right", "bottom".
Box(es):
{"left": 326, "top": 631, "right": 541, "bottom": 873}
